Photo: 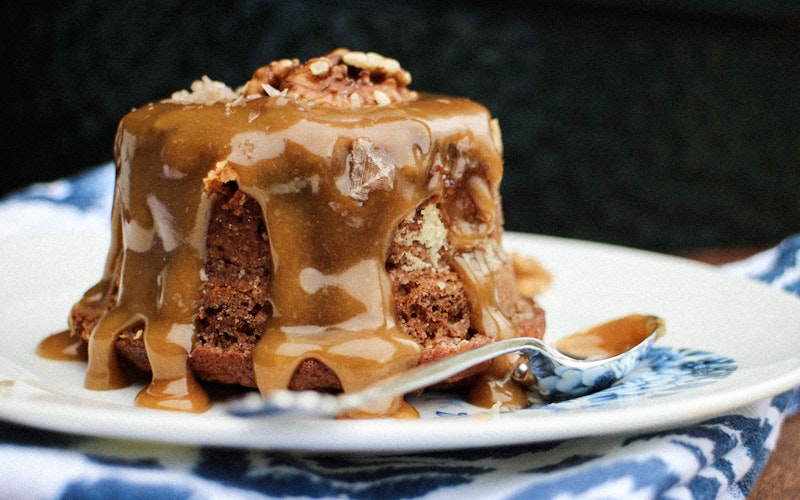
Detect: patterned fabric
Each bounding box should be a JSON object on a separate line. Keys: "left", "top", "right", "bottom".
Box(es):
{"left": 1, "top": 163, "right": 798, "bottom": 499}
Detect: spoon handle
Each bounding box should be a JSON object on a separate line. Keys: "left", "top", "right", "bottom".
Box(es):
{"left": 228, "top": 316, "right": 663, "bottom": 418}
{"left": 229, "top": 337, "right": 541, "bottom": 418}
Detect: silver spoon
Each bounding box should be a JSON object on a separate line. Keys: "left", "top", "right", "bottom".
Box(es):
{"left": 228, "top": 314, "right": 665, "bottom": 418}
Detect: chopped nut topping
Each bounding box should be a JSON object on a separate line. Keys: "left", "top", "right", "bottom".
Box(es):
{"left": 373, "top": 90, "right": 391, "bottom": 107}
{"left": 245, "top": 48, "right": 417, "bottom": 108}
{"left": 309, "top": 59, "right": 331, "bottom": 76}
{"left": 342, "top": 51, "right": 400, "bottom": 74}
{"left": 490, "top": 118, "right": 503, "bottom": 156}
{"left": 165, "top": 76, "right": 240, "bottom": 105}
{"left": 163, "top": 50, "right": 417, "bottom": 109}
{"left": 244, "top": 58, "right": 300, "bottom": 96}
{"left": 343, "top": 137, "right": 396, "bottom": 201}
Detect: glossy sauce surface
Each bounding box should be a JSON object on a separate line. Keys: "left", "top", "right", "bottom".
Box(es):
{"left": 555, "top": 314, "right": 663, "bottom": 360}
{"left": 467, "top": 314, "right": 663, "bottom": 409}
{"left": 467, "top": 355, "right": 531, "bottom": 411}
{"left": 74, "top": 93, "right": 513, "bottom": 415}
{"left": 37, "top": 330, "right": 87, "bottom": 362}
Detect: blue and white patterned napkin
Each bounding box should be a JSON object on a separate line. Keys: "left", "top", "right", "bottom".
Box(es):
{"left": 1, "top": 163, "right": 798, "bottom": 499}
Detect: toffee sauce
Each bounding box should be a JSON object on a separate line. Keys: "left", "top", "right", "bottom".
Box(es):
{"left": 466, "top": 314, "right": 664, "bottom": 410}
{"left": 69, "top": 94, "right": 519, "bottom": 415}
{"left": 555, "top": 314, "right": 664, "bottom": 360}
{"left": 37, "top": 330, "right": 87, "bottom": 362}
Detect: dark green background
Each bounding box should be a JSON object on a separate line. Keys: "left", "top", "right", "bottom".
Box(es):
{"left": 4, "top": 1, "right": 799, "bottom": 251}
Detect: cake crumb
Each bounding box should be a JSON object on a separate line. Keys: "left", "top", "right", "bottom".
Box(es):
{"left": 203, "top": 160, "right": 239, "bottom": 193}
{"left": 392, "top": 203, "right": 448, "bottom": 271}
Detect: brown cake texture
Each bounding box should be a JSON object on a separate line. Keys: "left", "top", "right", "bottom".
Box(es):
{"left": 67, "top": 49, "right": 546, "bottom": 414}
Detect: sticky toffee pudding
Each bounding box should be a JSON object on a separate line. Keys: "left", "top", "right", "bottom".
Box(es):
{"left": 62, "top": 49, "right": 547, "bottom": 416}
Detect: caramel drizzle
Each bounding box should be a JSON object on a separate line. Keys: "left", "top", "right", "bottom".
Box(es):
{"left": 231, "top": 138, "right": 427, "bottom": 414}
{"left": 79, "top": 94, "right": 513, "bottom": 414}
{"left": 86, "top": 130, "right": 215, "bottom": 411}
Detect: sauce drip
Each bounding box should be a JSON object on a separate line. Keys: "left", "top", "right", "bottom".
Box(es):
{"left": 467, "top": 313, "right": 664, "bottom": 410}
{"left": 467, "top": 355, "right": 531, "bottom": 411}
{"left": 339, "top": 399, "right": 420, "bottom": 420}
{"left": 36, "top": 330, "right": 87, "bottom": 362}
{"left": 70, "top": 93, "right": 514, "bottom": 415}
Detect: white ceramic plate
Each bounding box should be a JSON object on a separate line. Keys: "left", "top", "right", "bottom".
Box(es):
{"left": 1, "top": 230, "right": 799, "bottom": 453}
